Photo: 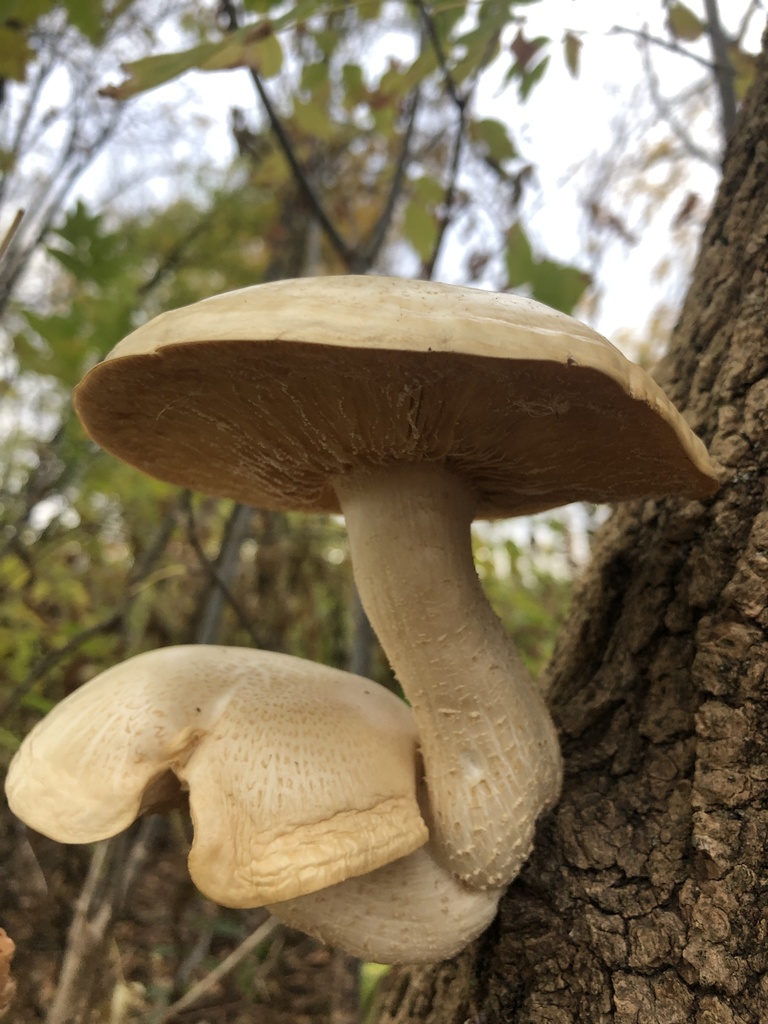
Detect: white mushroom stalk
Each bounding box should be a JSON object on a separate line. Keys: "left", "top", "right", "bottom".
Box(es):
{"left": 334, "top": 462, "right": 562, "bottom": 888}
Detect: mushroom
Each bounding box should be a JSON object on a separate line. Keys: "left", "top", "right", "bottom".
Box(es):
{"left": 72, "top": 276, "right": 719, "bottom": 888}
{"left": 267, "top": 845, "right": 501, "bottom": 964}
{"left": 5, "top": 645, "right": 428, "bottom": 906}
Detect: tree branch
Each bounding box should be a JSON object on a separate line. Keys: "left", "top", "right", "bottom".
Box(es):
{"left": 639, "top": 36, "right": 720, "bottom": 167}
{"left": 702, "top": 0, "right": 738, "bottom": 141}
{"left": 411, "top": 0, "right": 463, "bottom": 108}
{"left": 182, "top": 493, "right": 261, "bottom": 647}
{"left": 0, "top": 210, "right": 23, "bottom": 262}
{"left": 45, "top": 818, "right": 162, "bottom": 1024}
{"left": 610, "top": 24, "right": 719, "bottom": 72}
{"left": 421, "top": 98, "right": 467, "bottom": 280}
{"left": 219, "top": 0, "right": 357, "bottom": 269}
{"left": 361, "top": 88, "right": 420, "bottom": 269}
{"left": 193, "top": 501, "right": 255, "bottom": 645}
{"left": 155, "top": 916, "right": 281, "bottom": 1023}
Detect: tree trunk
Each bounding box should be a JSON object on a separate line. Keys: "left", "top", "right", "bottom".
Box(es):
{"left": 377, "top": 27, "right": 768, "bottom": 1024}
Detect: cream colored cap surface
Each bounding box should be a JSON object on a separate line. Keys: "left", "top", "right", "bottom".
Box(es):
{"left": 5, "top": 645, "right": 427, "bottom": 906}
{"left": 74, "top": 276, "right": 718, "bottom": 517}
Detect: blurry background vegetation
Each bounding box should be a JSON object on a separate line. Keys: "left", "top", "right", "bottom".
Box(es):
{"left": 0, "top": 0, "right": 760, "bottom": 1021}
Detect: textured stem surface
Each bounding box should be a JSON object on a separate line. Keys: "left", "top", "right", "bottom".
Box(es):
{"left": 334, "top": 462, "right": 562, "bottom": 887}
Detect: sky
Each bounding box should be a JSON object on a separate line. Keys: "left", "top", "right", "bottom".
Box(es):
{"left": 6, "top": 0, "right": 762, "bottom": 548}
{"left": 76, "top": 0, "right": 762, "bottom": 348}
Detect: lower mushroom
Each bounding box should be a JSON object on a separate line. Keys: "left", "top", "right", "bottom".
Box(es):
{"left": 5, "top": 645, "right": 428, "bottom": 906}
{"left": 6, "top": 644, "right": 506, "bottom": 962}
{"left": 268, "top": 845, "right": 502, "bottom": 964}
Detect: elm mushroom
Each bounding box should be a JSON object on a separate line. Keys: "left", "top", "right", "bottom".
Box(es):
{"left": 72, "top": 275, "right": 719, "bottom": 888}
{"left": 267, "top": 845, "right": 502, "bottom": 964}
{"left": 5, "top": 645, "right": 428, "bottom": 906}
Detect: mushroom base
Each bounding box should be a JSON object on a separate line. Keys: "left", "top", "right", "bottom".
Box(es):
{"left": 268, "top": 844, "right": 502, "bottom": 964}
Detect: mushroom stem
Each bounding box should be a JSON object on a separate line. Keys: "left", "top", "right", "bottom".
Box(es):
{"left": 333, "top": 462, "right": 562, "bottom": 889}
{"left": 267, "top": 844, "right": 502, "bottom": 965}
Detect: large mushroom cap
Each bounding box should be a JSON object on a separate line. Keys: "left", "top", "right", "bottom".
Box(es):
{"left": 5, "top": 646, "right": 427, "bottom": 907}
{"left": 74, "top": 276, "right": 718, "bottom": 518}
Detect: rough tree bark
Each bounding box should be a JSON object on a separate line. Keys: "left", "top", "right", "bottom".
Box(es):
{"left": 377, "top": 26, "right": 768, "bottom": 1024}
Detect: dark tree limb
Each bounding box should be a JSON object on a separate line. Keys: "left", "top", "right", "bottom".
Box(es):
{"left": 219, "top": 0, "right": 358, "bottom": 269}
{"left": 360, "top": 87, "right": 420, "bottom": 270}
{"left": 182, "top": 493, "right": 261, "bottom": 648}
{"left": 703, "top": 0, "right": 738, "bottom": 140}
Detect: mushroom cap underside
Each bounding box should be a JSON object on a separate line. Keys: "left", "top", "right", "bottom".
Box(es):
{"left": 5, "top": 645, "right": 427, "bottom": 906}
{"left": 74, "top": 276, "right": 718, "bottom": 517}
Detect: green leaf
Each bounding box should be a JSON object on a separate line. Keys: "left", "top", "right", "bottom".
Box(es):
{"left": 21, "top": 691, "right": 56, "bottom": 714}
{"left": 100, "top": 41, "right": 220, "bottom": 99}
{"left": 242, "top": 0, "right": 283, "bottom": 10}
{"left": 357, "top": 0, "right": 383, "bottom": 21}
{"left": 666, "top": 2, "right": 704, "bottom": 41}
{"left": 0, "top": 726, "right": 20, "bottom": 752}
{"left": 301, "top": 61, "right": 328, "bottom": 93}
{"left": 378, "top": 48, "right": 437, "bottom": 100}
{"left": 530, "top": 259, "right": 590, "bottom": 313}
{"left": 411, "top": 174, "right": 445, "bottom": 206}
{"left": 563, "top": 31, "right": 581, "bottom": 78}
{"left": 519, "top": 54, "right": 549, "bottom": 100}
{"left": 342, "top": 62, "right": 365, "bottom": 105}
{"left": 509, "top": 28, "right": 548, "bottom": 73}
{"left": 360, "top": 962, "right": 390, "bottom": 1022}
{"left": 64, "top": 0, "right": 103, "bottom": 42}
{"left": 0, "top": 25, "right": 34, "bottom": 80}
{"left": 0, "top": 0, "right": 54, "bottom": 24}
{"left": 451, "top": 18, "right": 503, "bottom": 86}
{"left": 100, "top": 24, "right": 284, "bottom": 100}
{"left": 728, "top": 44, "right": 757, "bottom": 100}
{"left": 504, "top": 223, "right": 534, "bottom": 287}
{"left": 292, "top": 97, "right": 336, "bottom": 140}
{"left": 471, "top": 118, "right": 516, "bottom": 163}
{"left": 403, "top": 200, "right": 438, "bottom": 262}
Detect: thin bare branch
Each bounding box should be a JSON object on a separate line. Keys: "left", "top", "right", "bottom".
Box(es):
{"left": 45, "top": 820, "right": 162, "bottom": 1024}
{"left": 610, "top": 24, "right": 719, "bottom": 72}
{"left": 411, "top": 0, "right": 463, "bottom": 108}
{"left": 219, "top": 0, "right": 357, "bottom": 269}
{"left": 361, "top": 88, "right": 420, "bottom": 268}
{"left": 183, "top": 493, "right": 261, "bottom": 647}
{"left": 0, "top": 105, "right": 125, "bottom": 314}
{"left": 702, "top": 0, "right": 738, "bottom": 140}
{"left": 194, "top": 501, "right": 255, "bottom": 645}
{"left": 0, "top": 210, "right": 24, "bottom": 262}
{"left": 0, "top": 56, "right": 52, "bottom": 208}
{"left": 421, "top": 99, "right": 467, "bottom": 280}
{"left": 154, "top": 916, "right": 281, "bottom": 1023}
{"left": 639, "top": 36, "right": 719, "bottom": 168}
{"left": 736, "top": 0, "right": 762, "bottom": 46}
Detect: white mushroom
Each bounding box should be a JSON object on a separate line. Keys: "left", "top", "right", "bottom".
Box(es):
{"left": 5, "top": 645, "right": 428, "bottom": 906}
{"left": 267, "top": 845, "right": 501, "bottom": 964}
{"left": 72, "top": 276, "right": 719, "bottom": 888}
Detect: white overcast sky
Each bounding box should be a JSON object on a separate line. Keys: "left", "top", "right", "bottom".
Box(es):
{"left": 74, "top": 0, "right": 763, "bottom": 346}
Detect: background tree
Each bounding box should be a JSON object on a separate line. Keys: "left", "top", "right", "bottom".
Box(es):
{"left": 377, "top": 23, "right": 768, "bottom": 1024}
